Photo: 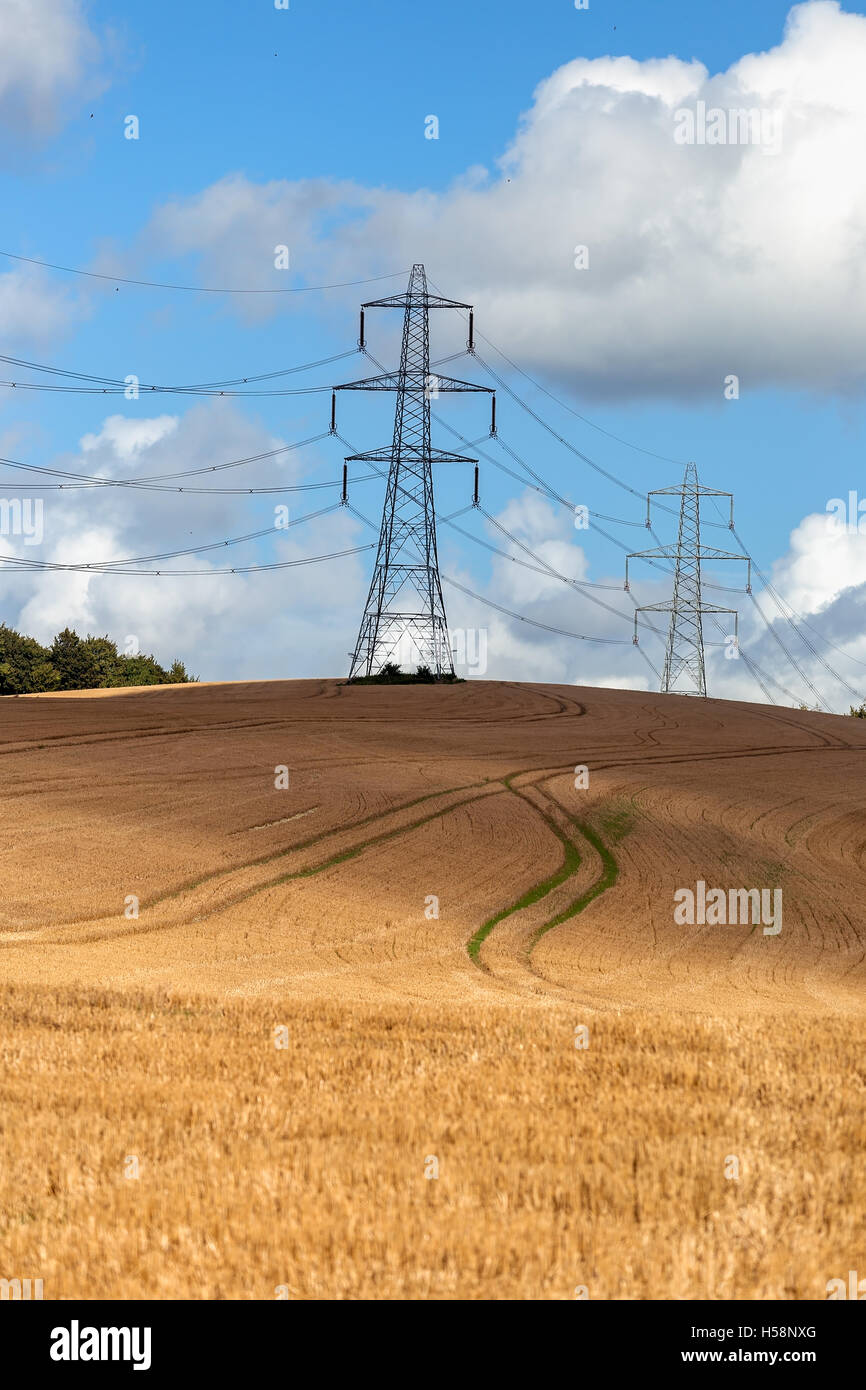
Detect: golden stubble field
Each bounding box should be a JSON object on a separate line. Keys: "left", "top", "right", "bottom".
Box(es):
{"left": 1, "top": 678, "right": 865, "bottom": 1299}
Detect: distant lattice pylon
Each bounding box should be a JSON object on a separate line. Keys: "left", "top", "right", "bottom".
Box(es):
{"left": 626, "top": 462, "right": 750, "bottom": 696}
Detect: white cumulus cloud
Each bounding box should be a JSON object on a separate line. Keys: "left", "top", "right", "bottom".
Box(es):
{"left": 0, "top": 0, "right": 104, "bottom": 137}
{"left": 141, "top": 2, "right": 866, "bottom": 400}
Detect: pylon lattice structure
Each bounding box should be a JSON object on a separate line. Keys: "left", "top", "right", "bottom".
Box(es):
{"left": 335, "top": 264, "right": 492, "bottom": 679}
{"left": 625, "top": 462, "right": 750, "bottom": 697}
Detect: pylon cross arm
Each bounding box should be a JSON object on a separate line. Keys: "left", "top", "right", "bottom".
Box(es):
{"left": 361, "top": 293, "right": 471, "bottom": 311}
{"left": 335, "top": 371, "right": 491, "bottom": 394}
{"left": 697, "top": 547, "right": 749, "bottom": 562}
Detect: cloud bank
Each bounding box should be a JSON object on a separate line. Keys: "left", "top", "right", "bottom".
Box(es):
{"left": 141, "top": 3, "right": 866, "bottom": 400}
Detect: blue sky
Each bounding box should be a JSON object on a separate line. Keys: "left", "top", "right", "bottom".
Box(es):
{"left": 1, "top": 0, "right": 865, "bottom": 706}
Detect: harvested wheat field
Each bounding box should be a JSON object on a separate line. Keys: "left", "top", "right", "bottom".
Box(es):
{"left": 1, "top": 678, "right": 865, "bottom": 1299}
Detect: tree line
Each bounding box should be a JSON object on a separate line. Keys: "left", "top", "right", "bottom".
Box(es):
{"left": 0, "top": 624, "right": 195, "bottom": 695}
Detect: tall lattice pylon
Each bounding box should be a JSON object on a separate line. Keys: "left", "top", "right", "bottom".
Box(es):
{"left": 625, "top": 462, "right": 750, "bottom": 696}
{"left": 335, "top": 264, "right": 492, "bottom": 679}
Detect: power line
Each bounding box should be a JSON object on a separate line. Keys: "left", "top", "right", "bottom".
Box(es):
{"left": 450, "top": 509, "right": 623, "bottom": 591}
{"left": 0, "top": 347, "right": 358, "bottom": 391}
{"left": 0, "top": 430, "right": 368, "bottom": 492}
{"left": 430, "top": 420, "right": 734, "bottom": 593}
{"left": 634, "top": 641, "right": 665, "bottom": 685}
{"left": 345, "top": 499, "right": 633, "bottom": 648}
{"left": 342, "top": 421, "right": 734, "bottom": 650}
{"left": 373, "top": 333, "right": 659, "bottom": 518}
{"left": 0, "top": 345, "right": 467, "bottom": 399}
{"left": 0, "top": 542, "right": 375, "bottom": 578}
{"left": 361, "top": 326, "right": 860, "bottom": 707}
{"left": 436, "top": 399, "right": 806, "bottom": 705}
{"left": 338, "top": 419, "right": 655, "bottom": 622}
{"left": 472, "top": 349, "right": 655, "bottom": 503}
{"left": 693, "top": 495, "right": 861, "bottom": 704}
{"left": 475, "top": 427, "right": 702, "bottom": 581}
{"left": 745, "top": 589, "right": 831, "bottom": 712}
{"left": 440, "top": 573, "right": 631, "bottom": 646}
{"left": 736, "top": 648, "right": 779, "bottom": 705}
{"left": 425, "top": 275, "right": 688, "bottom": 467}
{"left": 491, "top": 431, "right": 740, "bottom": 552}
{"left": 366, "top": 339, "right": 672, "bottom": 532}
{"left": 0, "top": 502, "right": 344, "bottom": 571}
{"left": 6, "top": 475, "right": 380, "bottom": 496}
{"left": 424, "top": 344, "right": 731, "bottom": 535}
{"left": 355, "top": 352, "right": 837, "bottom": 704}
{"left": 2, "top": 264, "right": 854, "bottom": 708}
{"left": 475, "top": 505, "right": 661, "bottom": 624}
{"left": 731, "top": 523, "right": 865, "bottom": 700}
{"left": 0, "top": 250, "right": 409, "bottom": 295}
{"left": 771, "top": 603, "right": 866, "bottom": 672}
{"left": 0, "top": 376, "right": 334, "bottom": 397}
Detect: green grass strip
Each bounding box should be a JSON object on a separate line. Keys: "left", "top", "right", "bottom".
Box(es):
{"left": 467, "top": 837, "right": 581, "bottom": 964}
{"left": 164, "top": 788, "right": 504, "bottom": 929}
{"left": 137, "top": 779, "right": 488, "bottom": 911}
{"left": 465, "top": 793, "right": 624, "bottom": 967}
{"left": 467, "top": 785, "right": 582, "bottom": 964}
{"left": 528, "top": 819, "right": 619, "bottom": 949}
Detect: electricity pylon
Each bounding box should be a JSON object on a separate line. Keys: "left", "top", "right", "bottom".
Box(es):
{"left": 625, "top": 462, "right": 750, "bottom": 696}
{"left": 334, "top": 264, "right": 492, "bottom": 679}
